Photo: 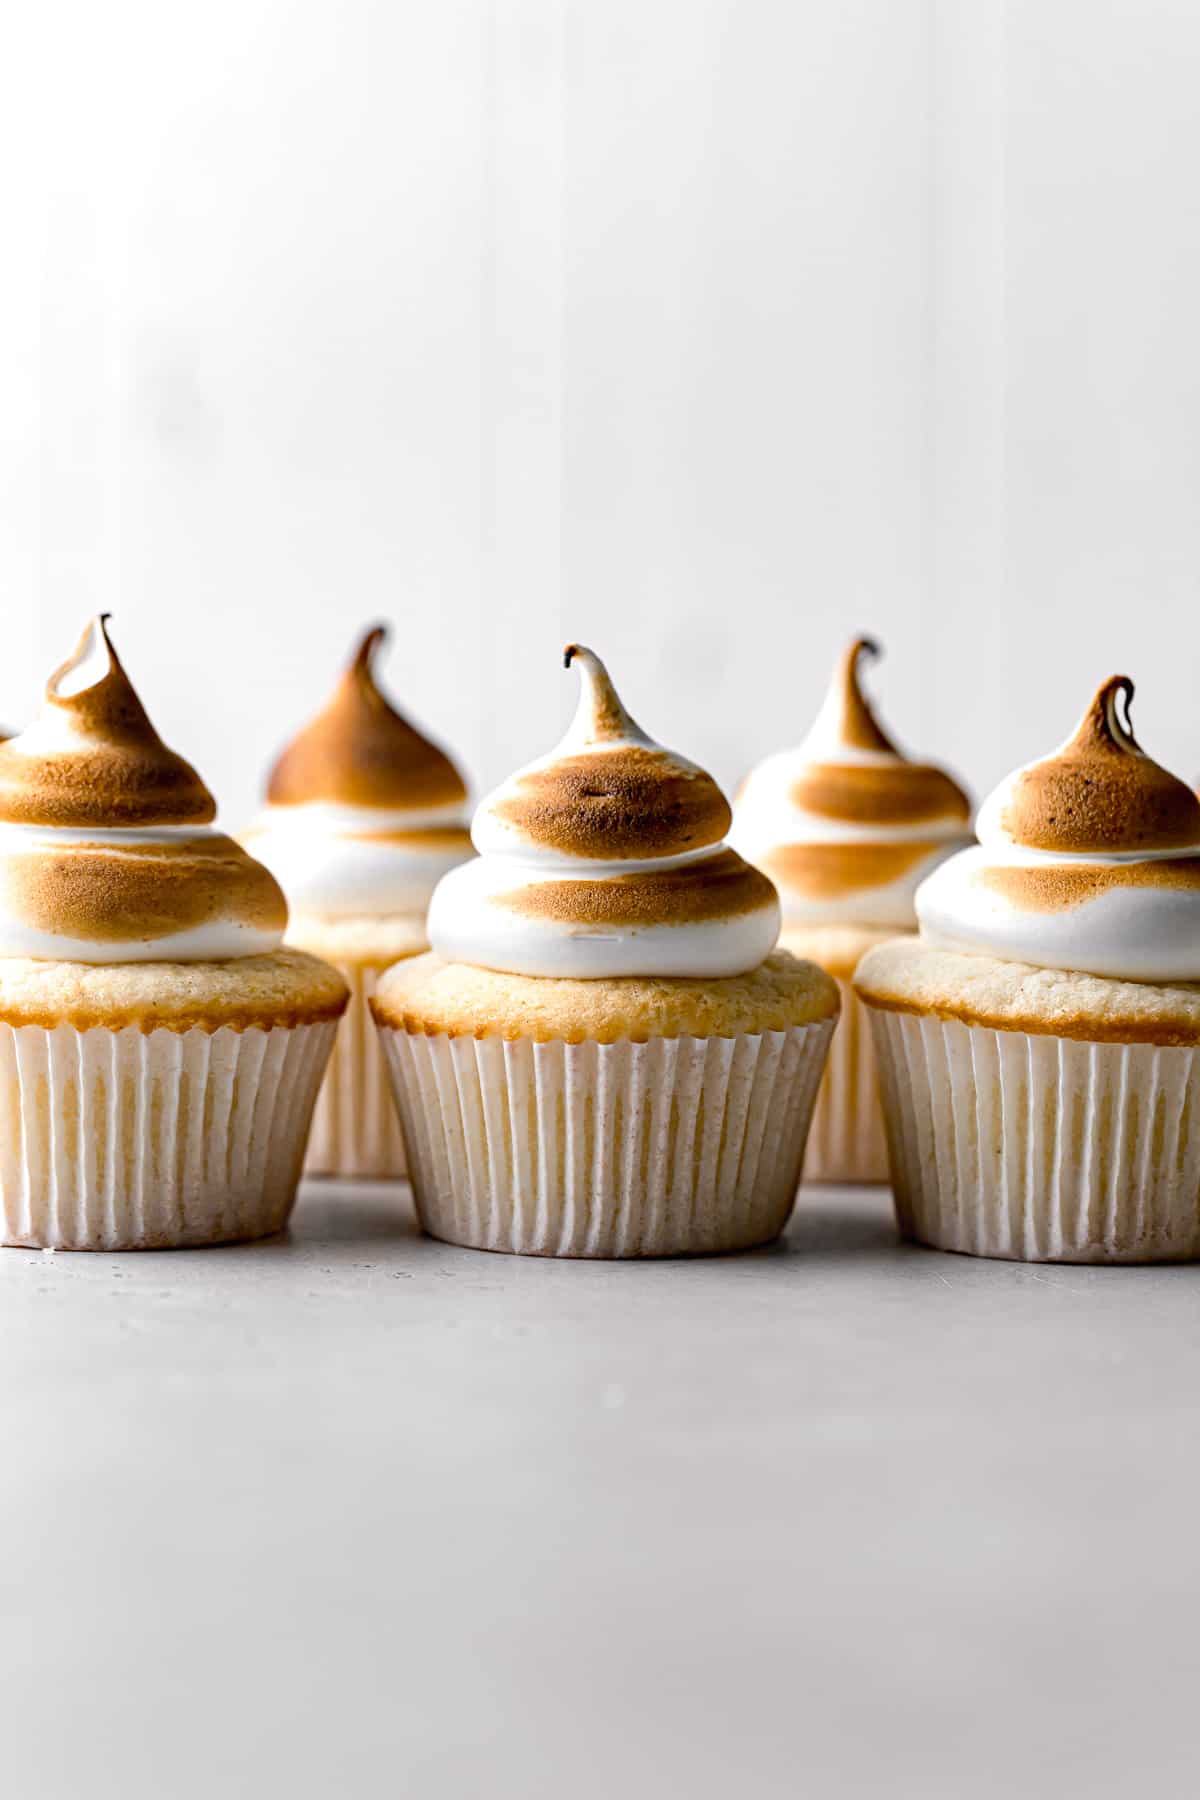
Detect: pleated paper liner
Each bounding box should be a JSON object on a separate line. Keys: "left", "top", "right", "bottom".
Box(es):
{"left": 0, "top": 1019, "right": 336, "bottom": 1250}
{"left": 379, "top": 1019, "right": 834, "bottom": 1258}
{"left": 802, "top": 976, "right": 889, "bottom": 1184}
{"left": 866, "top": 1006, "right": 1200, "bottom": 1263}
{"left": 305, "top": 960, "right": 408, "bottom": 1179}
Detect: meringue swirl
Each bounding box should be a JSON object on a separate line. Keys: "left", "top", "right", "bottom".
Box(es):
{"left": 0, "top": 617, "right": 286, "bottom": 963}
{"left": 248, "top": 625, "right": 473, "bottom": 919}
{"left": 917, "top": 677, "right": 1200, "bottom": 981}
{"left": 731, "top": 638, "right": 972, "bottom": 928}
{"left": 428, "top": 645, "right": 780, "bottom": 978}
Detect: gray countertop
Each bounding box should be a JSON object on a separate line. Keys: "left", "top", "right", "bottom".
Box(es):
{"left": 2, "top": 1182, "right": 1195, "bottom": 1799}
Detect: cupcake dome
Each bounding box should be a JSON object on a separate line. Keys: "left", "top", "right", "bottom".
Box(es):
{"left": 731, "top": 637, "right": 972, "bottom": 929}
{"left": 429, "top": 644, "right": 779, "bottom": 979}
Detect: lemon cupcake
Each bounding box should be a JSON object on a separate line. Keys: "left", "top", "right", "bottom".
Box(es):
{"left": 732, "top": 638, "right": 971, "bottom": 1182}
{"left": 856, "top": 677, "right": 1200, "bottom": 1262}
{"left": 371, "top": 646, "right": 839, "bottom": 1258}
{"left": 0, "top": 617, "right": 347, "bottom": 1250}
{"left": 248, "top": 625, "right": 473, "bottom": 1179}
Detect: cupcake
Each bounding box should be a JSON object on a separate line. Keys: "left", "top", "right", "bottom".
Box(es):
{"left": 856, "top": 676, "right": 1200, "bottom": 1263}
{"left": 371, "top": 646, "right": 839, "bottom": 1257}
{"left": 248, "top": 625, "right": 472, "bottom": 1179}
{"left": 732, "top": 638, "right": 971, "bottom": 1182}
{"left": 0, "top": 617, "right": 347, "bottom": 1250}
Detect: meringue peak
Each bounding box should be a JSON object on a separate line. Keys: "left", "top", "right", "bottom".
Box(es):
{"left": 0, "top": 615, "right": 215, "bottom": 828}
{"left": 992, "top": 675, "right": 1200, "bottom": 855}
{"left": 729, "top": 636, "right": 972, "bottom": 929}
{"left": 1069, "top": 675, "right": 1139, "bottom": 758}
{"left": 487, "top": 645, "right": 732, "bottom": 861}
{"left": 561, "top": 644, "right": 652, "bottom": 749}
{"left": 803, "top": 637, "right": 900, "bottom": 760}
{"left": 343, "top": 621, "right": 392, "bottom": 701}
{"left": 266, "top": 623, "right": 467, "bottom": 813}
{"left": 920, "top": 675, "right": 1200, "bottom": 980}
{"left": 48, "top": 616, "right": 172, "bottom": 744}
{"left": 430, "top": 644, "right": 778, "bottom": 976}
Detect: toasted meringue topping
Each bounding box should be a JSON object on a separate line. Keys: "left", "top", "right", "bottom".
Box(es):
{"left": 484, "top": 644, "right": 732, "bottom": 862}
{"left": 429, "top": 646, "right": 779, "bottom": 978}
{"left": 918, "top": 676, "right": 1200, "bottom": 981}
{"left": 817, "top": 635, "right": 902, "bottom": 756}
{"left": 266, "top": 624, "right": 467, "bottom": 812}
{"left": 0, "top": 616, "right": 214, "bottom": 828}
{"left": 731, "top": 637, "right": 972, "bottom": 929}
{"left": 0, "top": 618, "right": 286, "bottom": 964}
{"left": 249, "top": 625, "right": 474, "bottom": 922}
{"left": 990, "top": 677, "right": 1200, "bottom": 853}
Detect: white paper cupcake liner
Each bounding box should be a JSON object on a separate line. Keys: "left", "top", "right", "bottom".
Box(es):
{"left": 802, "top": 977, "right": 889, "bottom": 1185}
{"left": 305, "top": 961, "right": 408, "bottom": 1179}
{"left": 378, "top": 1019, "right": 835, "bottom": 1257}
{"left": 866, "top": 1006, "right": 1200, "bottom": 1262}
{"left": 0, "top": 1019, "right": 336, "bottom": 1250}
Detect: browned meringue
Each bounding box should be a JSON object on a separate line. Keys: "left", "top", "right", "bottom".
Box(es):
{"left": 491, "top": 645, "right": 732, "bottom": 863}
{"left": 918, "top": 675, "right": 1200, "bottom": 980}
{"left": 995, "top": 676, "right": 1200, "bottom": 854}
{"left": 249, "top": 624, "right": 474, "bottom": 922}
{"left": 0, "top": 616, "right": 214, "bottom": 828}
{"left": 0, "top": 617, "right": 286, "bottom": 963}
{"left": 731, "top": 637, "right": 972, "bottom": 927}
{"left": 428, "top": 645, "right": 779, "bottom": 978}
{"left": 266, "top": 624, "right": 467, "bottom": 813}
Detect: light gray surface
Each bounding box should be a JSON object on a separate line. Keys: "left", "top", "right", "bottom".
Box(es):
{"left": 2, "top": 1181, "right": 1196, "bottom": 1799}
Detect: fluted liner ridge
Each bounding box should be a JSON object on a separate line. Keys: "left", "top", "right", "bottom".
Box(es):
{"left": 803, "top": 977, "right": 889, "bottom": 1184}
{"left": 378, "top": 1019, "right": 834, "bottom": 1257}
{"left": 305, "top": 961, "right": 407, "bottom": 1178}
{"left": 0, "top": 1019, "right": 336, "bottom": 1249}
{"left": 866, "top": 1008, "right": 1200, "bottom": 1262}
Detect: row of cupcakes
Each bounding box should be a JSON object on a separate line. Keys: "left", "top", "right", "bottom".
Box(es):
{"left": 181, "top": 629, "right": 1200, "bottom": 1265}
{"left": 245, "top": 627, "right": 973, "bottom": 1202}
{"left": 1, "top": 616, "right": 1198, "bottom": 1264}
{"left": 0, "top": 619, "right": 837, "bottom": 1256}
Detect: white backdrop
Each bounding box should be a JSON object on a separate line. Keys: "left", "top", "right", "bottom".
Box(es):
{"left": 3, "top": 0, "right": 1199, "bottom": 828}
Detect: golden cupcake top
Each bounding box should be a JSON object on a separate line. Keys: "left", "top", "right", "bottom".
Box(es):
{"left": 731, "top": 637, "right": 972, "bottom": 929}
{"left": 0, "top": 616, "right": 286, "bottom": 964}
{"left": 372, "top": 947, "right": 839, "bottom": 1045}
{"left": 428, "top": 644, "right": 780, "bottom": 978}
{"left": 918, "top": 675, "right": 1200, "bottom": 982}
{"left": 266, "top": 624, "right": 467, "bottom": 813}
